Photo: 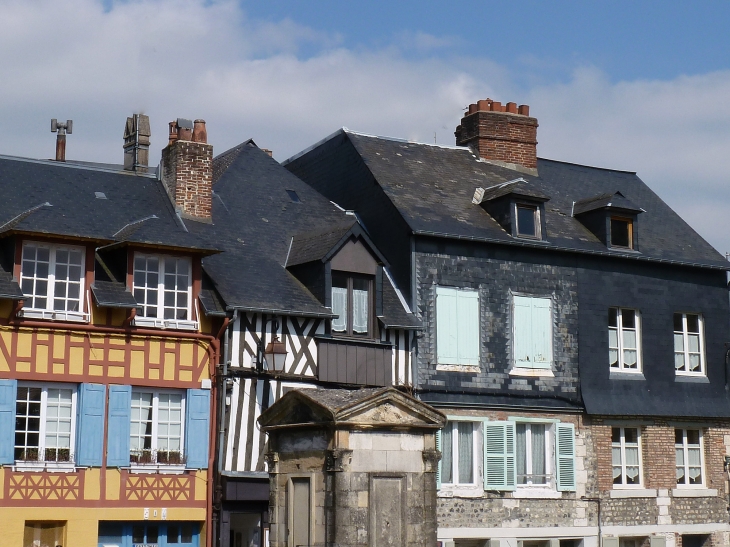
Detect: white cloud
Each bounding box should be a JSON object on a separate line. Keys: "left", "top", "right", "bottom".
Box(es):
{"left": 0, "top": 0, "right": 728, "bottom": 255}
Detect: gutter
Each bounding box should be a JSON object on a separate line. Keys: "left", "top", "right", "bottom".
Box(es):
{"left": 413, "top": 229, "right": 730, "bottom": 271}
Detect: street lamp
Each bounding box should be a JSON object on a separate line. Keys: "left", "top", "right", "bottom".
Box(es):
{"left": 264, "top": 335, "right": 288, "bottom": 372}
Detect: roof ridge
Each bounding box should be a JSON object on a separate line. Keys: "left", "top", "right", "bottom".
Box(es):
{"left": 0, "top": 154, "right": 157, "bottom": 177}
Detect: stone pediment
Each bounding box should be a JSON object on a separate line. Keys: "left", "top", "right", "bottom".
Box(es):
{"left": 258, "top": 387, "right": 445, "bottom": 431}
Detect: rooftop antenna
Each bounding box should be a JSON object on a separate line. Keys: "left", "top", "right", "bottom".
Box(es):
{"left": 51, "top": 119, "right": 73, "bottom": 162}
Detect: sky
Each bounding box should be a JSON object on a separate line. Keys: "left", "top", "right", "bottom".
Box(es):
{"left": 1, "top": 0, "right": 729, "bottom": 255}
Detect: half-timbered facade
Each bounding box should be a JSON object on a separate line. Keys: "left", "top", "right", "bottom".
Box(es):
{"left": 182, "top": 140, "right": 420, "bottom": 547}
{"left": 0, "top": 116, "right": 224, "bottom": 547}
{"left": 284, "top": 99, "right": 730, "bottom": 547}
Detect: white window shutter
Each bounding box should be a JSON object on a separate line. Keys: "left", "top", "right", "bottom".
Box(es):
{"left": 531, "top": 298, "right": 552, "bottom": 368}
{"left": 650, "top": 537, "right": 666, "bottom": 547}
{"left": 513, "top": 296, "right": 533, "bottom": 367}
{"left": 484, "top": 421, "right": 516, "bottom": 491}
{"left": 602, "top": 539, "right": 619, "bottom": 547}
{"left": 457, "top": 290, "right": 480, "bottom": 366}
{"left": 436, "top": 287, "right": 459, "bottom": 364}
{"left": 555, "top": 422, "right": 576, "bottom": 491}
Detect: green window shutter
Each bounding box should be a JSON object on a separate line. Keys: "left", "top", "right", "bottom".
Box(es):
{"left": 456, "top": 290, "right": 479, "bottom": 366}
{"left": 436, "top": 287, "right": 458, "bottom": 364}
{"left": 650, "top": 537, "right": 666, "bottom": 547}
{"left": 436, "top": 429, "right": 442, "bottom": 489}
{"left": 531, "top": 298, "right": 552, "bottom": 369}
{"left": 555, "top": 422, "right": 576, "bottom": 491}
{"left": 484, "top": 421, "right": 516, "bottom": 491}
{"left": 513, "top": 296, "right": 533, "bottom": 367}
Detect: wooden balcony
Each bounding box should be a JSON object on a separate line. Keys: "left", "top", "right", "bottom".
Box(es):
{"left": 316, "top": 336, "right": 393, "bottom": 387}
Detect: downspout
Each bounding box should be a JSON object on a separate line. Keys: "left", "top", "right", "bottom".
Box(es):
{"left": 208, "top": 315, "right": 230, "bottom": 547}
{"left": 214, "top": 313, "right": 234, "bottom": 547}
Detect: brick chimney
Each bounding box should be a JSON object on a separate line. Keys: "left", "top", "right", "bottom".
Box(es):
{"left": 161, "top": 118, "right": 213, "bottom": 221}
{"left": 455, "top": 99, "right": 538, "bottom": 172}
{"left": 123, "top": 114, "right": 151, "bottom": 172}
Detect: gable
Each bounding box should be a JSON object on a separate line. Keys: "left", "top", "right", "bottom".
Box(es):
{"left": 330, "top": 237, "right": 379, "bottom": 275}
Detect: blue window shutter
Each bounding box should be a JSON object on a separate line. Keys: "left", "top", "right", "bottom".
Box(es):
{"left": 107, "top": 385, "right": 131, "bottom": 467}
{"left": 436, "top": 287, "right": 458, "bottom": 364}
{"left": 0, "top": 379, "right": 17, "bottom": 464}
{"left": 531, "top": 298, "right": 552, "bottom": 369}
{"left": 185, "top": 389, "right": 210, "bottom": 469}
{"left": 513, "top": 296, "right": 533, "bottom": 367}
{"left": 436, "top": 429, "right": 442, "bottom": 489}
{"left": 76, "top": 383, "right": 106, "bottom": 466}
{"left": 456, "top": 290, "right": 480, "bottom": 366}
{"left": 555, "top": 422, "right": 576, "bottom": 491}
{"left": 484, "top": 421, "right": 516, "bottom": 491}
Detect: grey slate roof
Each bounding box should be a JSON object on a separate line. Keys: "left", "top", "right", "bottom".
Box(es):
{"left": 187, "top": 142, "right": 418, "bottom": 324}
{"left": 573, "top": 191, "right": 643, "bottom": 215}
{"left": 90, "top": 281, "right": 137, "bottom": 308}
{"left": 477, "top": 179, "right": 550, "bottom": 203}
{"left": 286, "top": 130, "right": 726, "bottom": 269}
{"left": 0, "top": 154, "right": 217, "bottom": 253}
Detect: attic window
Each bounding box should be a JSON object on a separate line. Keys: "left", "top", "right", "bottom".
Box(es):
{"left": 286, "top": 190, "right": 301, "bottom": 203}
{"left": 516, "top": 205, "right": 540, "bottom": 238}
{"left": 610, "top": 217, "right": 633, "bottom": 249}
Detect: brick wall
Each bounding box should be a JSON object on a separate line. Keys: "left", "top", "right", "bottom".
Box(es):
{"left": 162, "top": 140, "right": 213, "bottom": 221}
{"left": 455, "top": 108, "right": 538, "bottom": 170}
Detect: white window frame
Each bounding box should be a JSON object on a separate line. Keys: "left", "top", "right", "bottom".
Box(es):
{"left": 611, "top": 426, "right": 643, "bottom": 488}
{"left": 674, "top": 313, "right": 706, "bottom": 376}
{"left": 18, "top": 241, "right": 89, "bottom": 323}
{"left": 14, "top": 382, "right": 77, "bottom": 471}
{"left": 514, "top": 203, "right": 541, "bottom": 239}
{"left": 609, "top": 307, "right": 642, "bottom": 372}
{"left": 132, "top": 253, "right": 198, "bottom": 331}
{"left": 130, "top": 388, "right": 186, "bottom": 473}
{"left": 515, "top": 421, "right": 555, "bottom": 490}
{"left": 675, "top": 428, "right": 704, "bottom": 488}
{"left": 440, "top": 420, "right": 481, "bottom": 492}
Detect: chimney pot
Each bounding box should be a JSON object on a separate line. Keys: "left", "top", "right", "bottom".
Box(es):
{"left": 506, "top": 102, "right": 517, "bottom": 114}
{"left": 490, "top": 101, "right": 502, "bottom": 112}
{"left": 518, "top": 105, "right": 530, "bottom": 116}
{"left": 176, "top": 118, "right": 194, "bottom": 141}
{"left": 192, "top": 119, "right": 207, "bottom": 144}
{"left": 477, "top": 99, "right": 491, "bottom": 112}
{"left": 123, "top": 114, "right": 151, "bottom": 172}
{"left": 468, "top": 103, "right": 478, "bottom": 115}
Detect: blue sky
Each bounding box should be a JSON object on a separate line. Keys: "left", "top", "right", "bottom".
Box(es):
{"left": 0, "top": 0, "right": 729, "bottom": 254}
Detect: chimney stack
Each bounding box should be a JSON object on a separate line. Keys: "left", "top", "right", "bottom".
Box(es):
{"left": 123, "top": 114, "right": 151, "bottom": 172}
{"left": 161, "top": 118, "right": 213, "bottom": 222}
{"left": 51, "top": 119, "right": 73, "bottom": 162}
{"left": 455, "top": 99, "right": 538, "bottom": 172}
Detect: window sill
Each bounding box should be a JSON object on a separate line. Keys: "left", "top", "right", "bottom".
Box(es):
{"left": 609, "top": 371, "right": 645, "bottom": 381}
{"left": 13, "top": 461, "right": 77, "bottom": 473}
{"left": 509, "top": 367, "right": 554, "bottom": 378}
{"left": 609, "top": 488, "right": 656, "bottom": 498}
{"left": 128, "top": 464, "right": 187, "bottom": 475}
{"left": 438, "top": 485, "right": 483, "bottom": 498}
{"left": 436, "top": 364, "right": 480, "bottom": 373}
{"left": 675, "top": 375, "right": 709, "bottom": 383}
{"left": 132, "top": 317, "right": 199, "bottom": 331}
{"left": 672, "top": 487, "right": 716, "bottom": 497}
{"left": 18, "top": 308, "right": 90, "bottom": 323}
{"left": 513, "top": 487, "right": 561, "bottom": 499}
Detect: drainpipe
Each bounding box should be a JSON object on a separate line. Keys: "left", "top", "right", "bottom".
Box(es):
{"left": 209, "top": 316, "right": 230, "bottom": 547}
{"left": 215, "top": 312, "right": 234, "bottom": 547}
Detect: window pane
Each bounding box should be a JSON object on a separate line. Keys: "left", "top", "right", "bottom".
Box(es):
{"left": 674, "top": 333, "right": 684, "bottom": 352}
{"left": 147, "top": 526, "right": 159, "bottom": 544}
{"left": 611, "top": 218, "right": 631, "bottom": 248}
{"left": 457, "top": 422, "right": 473, "bottom": 483}
{"left": 181, "top": 524, "right": 193, "bottom": 544}
{"left": 132, "top": 525, "right": 145, "bottom": 543}
{"left": 168, "top": 525, "right": 179, "bottom": 544}
{"left": 674, "top": 313, "right": 684, "bottom": 332}
{"left": 686, "top": 314, "right": 700, "bottom": 333}
{"left": 611, "top": 427, "right": 621, "bottom": 443}
{"left": 331, "top": 286, "right": 348, "bottom": 332}
{"left": 688, "top": 334, "right": 700, "bottom": 353}
{"left": 352, "top": 286, "right": 369, "bottom": 334}
{"left": 441, "top": 424, "right": 453, "bottom": 483}
{"left": 516, "top": 423, "right": 527, "bottom": 484}
{"left": 517, "top": 206, "right": 537, "bottom": 237}
{"left": 624, "top": 428, "right": 638, "bottom": 444}
{"left": 621, "top": 309, "right": 636, "bottom": 329}
{"left": 687, "top": 429, "right": 700, "bottom": 445}
{"left": 608, "top": 308, "right": 618, "bottom": 327}
{"left": 623, "top": 330, "right": 636, "bottom": 349}
{"left": 531, "top": 424, "right": 546, "bottom": 483}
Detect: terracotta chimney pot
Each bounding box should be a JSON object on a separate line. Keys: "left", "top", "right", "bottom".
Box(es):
{"left": 192, "top": 119, "right": 207, "bottom": 144}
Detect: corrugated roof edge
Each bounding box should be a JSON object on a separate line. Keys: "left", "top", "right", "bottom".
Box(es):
{"left": 0, "top": 154, "right": 158, "bottom": 178}
{"left": 415, "top": 230, "right": 730, "bottom": 271}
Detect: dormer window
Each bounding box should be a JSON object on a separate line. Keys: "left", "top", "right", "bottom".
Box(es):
{"left": 472, "top": 178, "right": 550, "bottom": 242}
{"left": 610, "top": 217, "right": 633, "bottom": 249}
{"left": 516, "top": 204, "right": 540, "bottom": 239}
{"left": 573, "top": 192, "right": 642, "bottom": 251}
{"left": 132, "top": 253, "right": 197, "bottom": 330}
{"left": 331, "top": 272, "right": 372, "bottom": 337}
{"left": 19, "top": 242, "right": 88, "bottom": 322}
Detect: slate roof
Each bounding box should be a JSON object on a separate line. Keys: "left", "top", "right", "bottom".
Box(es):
{"left": 0, "top": 154, "right": 216, "bottom": 253}
{"left": 286, "top": 130, "right": 727, "bottom": 269}
{"left": 187, "top": 142, "right": 418, "bottom": 324}
{"left": 477, "top": 178, "right": 550, "bottom": 203}
{"left": 573, "top": 191, "right": 643, "bottom": 215}
{"left": 90, "top": 281, "right": 137, "bottom": 308}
